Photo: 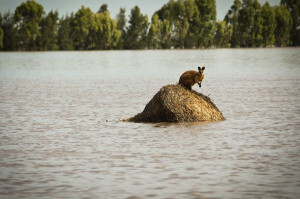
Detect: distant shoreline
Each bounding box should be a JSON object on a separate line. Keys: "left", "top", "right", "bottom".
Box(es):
{"left": 1, "top": 46, "right": 300, "bottom": 53}
{"left": 1, "top": 0, "right": 298, "bottom": 52}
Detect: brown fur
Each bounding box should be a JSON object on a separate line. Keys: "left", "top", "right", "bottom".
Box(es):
{"left": 179, "top": 66, "right": 205, "bottom": 90}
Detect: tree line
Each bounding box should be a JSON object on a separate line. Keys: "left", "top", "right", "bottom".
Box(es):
{"left": 0, "top": 0, "right": 299, "bottom": 51}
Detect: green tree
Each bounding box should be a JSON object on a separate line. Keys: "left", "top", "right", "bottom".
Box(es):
{"left": 148, "top": 14, "right": 162, "bottom": 49}
{"left": 90, "top": 11, "right": 121, "bottom": 49}
{"left": 14, "top": 0, "right": 45, "bottom": 50}
{"left": 125, "top": 6, "right": 148, "bottom": 49}
{"left": 238, "top": 0, "right": 263, "bottom": 47}
{"left": 225, "top": 0, "right": 242, "bottom": 47}
{"left": 58, "top": 14, "right": 74, "bottom": 50}
{"left": 215, "top": 20, "right": 232, "bottom": 47}
{"left": 194, "top": 0, "right": 217, "bottom": 48}
{"left": 154, "top": 1, "right": 175, "bottom": 48}
{"left": 171, "top": 0, "right": 189, "bottom": 48}
{"left": 0, "top": 12, "right": 17, "bottom": 50}
{"left": 116, "top": 8, "right": 126, "bottom": 49}
{"left": 98, "top": 4, "right": 108, "bottom": 14}
{"left": 275, "top": 5, "right": 292, "bottom": 46}
{"left": 161, "top": 19, "right": 172, "bottom": 49}
{"left": 261, "top": 2, "right": 276, "bottom": 47}
{"left": 251, "top": 0, "right": 263, "bottom": 47}
{"left": 0, "top": 14, "right": 3, "bottom": 49}
{"left": 38, "top": 10, "right": 59, "bottom": 50}
{"left": 153, "top": 3, "right": 172, "bottom": 48}
{"left": 184, "top": 0, "right": 200, "bottom": 48}
{"left": 156, "top": 3, "right": 171, "bottom": 21}
{"left": 0, "top": 27, "right": 3, "bottom": 49}
{"left": 70, "top": 5, "right": 120, "bottom": 50}
{"left": 155, "top": 0, "right": 199, "bottom": 48}
{"left": 109, "top": 18, "right": 121, "bottom": 49}
{"left": 281, "top": 0, "right": 300, "bottom": 46}
{"left": 70, "top": 6, "right": 94, "bottom": 50}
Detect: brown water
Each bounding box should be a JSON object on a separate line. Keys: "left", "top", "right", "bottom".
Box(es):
{"left": 0, "top": 49, "right": 300, "bottom": 199}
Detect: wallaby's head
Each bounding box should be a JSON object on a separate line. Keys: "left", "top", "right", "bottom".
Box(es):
{"left": 194, "top": 66, "right": 205, "bottom": 82}
{"left": 198, "top": 66, "right": 205, "bottom": 75}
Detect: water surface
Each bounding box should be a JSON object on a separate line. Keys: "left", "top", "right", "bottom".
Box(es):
{"left": 0, "top": 49, "right": 300, "bottom": 198}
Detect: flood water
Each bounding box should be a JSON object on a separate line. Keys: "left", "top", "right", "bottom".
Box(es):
{"left": 0, "top": 48, "right": 300, "bottom": 199}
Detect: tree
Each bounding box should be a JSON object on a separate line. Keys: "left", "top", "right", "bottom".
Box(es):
{"left": 148, "top": 14, "right": 162, "bottom": 49}
{"left": 275, "top": 5, "right": 292, "bottom": 46}
{"left": 251, "top": 0, "right": 263, "bottom": 47}
{"left": 109, "top": 18, "right": 121, "bottom": 49}
{"left": 184, "top": 0, "right": 200, "bottom": 48}
{"left": 90, "top": 11, "right": 121, "bottom": 49}
{"left": 58, "top": 14, "right": 74, "bottom": 50}
{"left": 155, "top": 3, "right": 173, "bottom": 48}
{"left": 70, "top": 6, "right": 94, "bottom": 50}
{"left": 225, "top": 0, "right": 242, "bottom": 47}
{"left": 161, "top": 19, "right": 172, "bottom": 49}
{"left": 1, "top": 0, "right": 296, "bottom": 51}
{"left": 0, "top": 28, "right": 3, "bottom": 49}
{"left": 14, "top": 0, "right": 45, "bottom": 50}
{"left": 280, "top": 0, "right": 300, "bottom": 46}
{"left": 238, "top": 0, "right": 263, "bottom": 47}
{"left": 0, "top": 12, "right": 17, "bottom": 50}
{"left": 38, "top": 10, "right": 59, "bottom": 50}
{"left": 261, "top": 2, "right": 276, "bottom": 47}
{"left": 194, "top": 0, "right": 217, "bottom": 48}
{"left": 98, "top": 4, "right": 108, "bottom": 14}
{"left": 215, "top": 20, "right": 232, "bottom": 47}
{"left": 155, "top": 0, "right": 200, "bottom": 48}
{"left": 171, "top": 0, "right": 189, "bottom": 48}
{"left": 125, "top": 6, "right": 148, "bottom": 49}
{"left": 0, "top": 14, "right": 3, "bottom": 49}
{"left": 116, "top": 8, "right": 126, "bottom": 49}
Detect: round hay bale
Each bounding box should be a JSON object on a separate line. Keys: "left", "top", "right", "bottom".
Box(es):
{"left": 124, "top": 84, "right": 225, "bottom": 123}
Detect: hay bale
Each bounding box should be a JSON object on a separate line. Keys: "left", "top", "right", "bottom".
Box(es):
{"left": 124, "top": 84, "right": 225, "bottom": 123}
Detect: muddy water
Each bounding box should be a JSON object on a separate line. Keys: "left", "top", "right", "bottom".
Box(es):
{"left": 0, "top": 49, "right": 300, "bottom": 199}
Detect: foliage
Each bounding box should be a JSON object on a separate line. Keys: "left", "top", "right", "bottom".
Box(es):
{"left": 125, "top": 6, "right": 148, "bottom": 49}
{"left": 0, "top": 0, "right": 298, "bottom": 51}
{"left": 183, "top": 0, "right": 200, "bottom": 48}
{"left": 70, "top": 6, "right": 93, "bottom": 50}
{"left": 68, "top": 5, "right": 120, "bottom": 50}
{"left": 0, "top": 28, "right": 3, "bottom": 49}
{"left": 14, "top": 0, "right": 45, "bottom": 50}
{"left": 275, "top": 5, "right": 292, "bottom": 46}
{"left": 38, "top": 10, "right": 59, "bottom": 50}
{"left": 238, "top": 0, "right": 263, "bottom": 47}
{"left": 261, "top": 2, "right": 276, "bottom": 46}
{"left": 215, "top": 20, "right": 232, "bottom": 47}
{"left": 155, "top": 0, "right": 216, "bottom": 48}
{"left": 280, "top": 0, "right": 300, "bottom": 46}
{"left": 98, "top": 4, "right": 108, "bottom": 14}
{"left": 194, "top": 0, "right": 217, "bottom": 48}
{"left": 172, "top": 0, "right": 189, "bottom": 48}
{"left": 225, "top": 0, "right": 242, "bottom": 47}
{"left": 161, "top": 19, "right": 172, "bottom": 49}
{"left": 57, "top": 14, "right": 74, "bottom": 50}
{"left": 0, "top": 15, "right": 3, "bottom": 48}
{"left": 0, "top": 12, "right": 18, "bottom": 50}
{"left": 148, "top": 14, "right": 163, "bottom": 49}
{"left": 90, "top": 11, "right": 121, "bottom": 49}
{"left": 116, "top": 8, "right": 126, "bottom": 49}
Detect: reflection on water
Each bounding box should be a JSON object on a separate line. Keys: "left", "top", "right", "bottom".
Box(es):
{"left": 0, "top": 49, "right": 300, "bottom": 199}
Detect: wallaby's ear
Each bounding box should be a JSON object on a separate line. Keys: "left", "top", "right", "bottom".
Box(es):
{"left": 202, "top": 66, "right": 205, "bottom": 70}
{"left": 198, "top": 66, "right": 201, "bottom": 71}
